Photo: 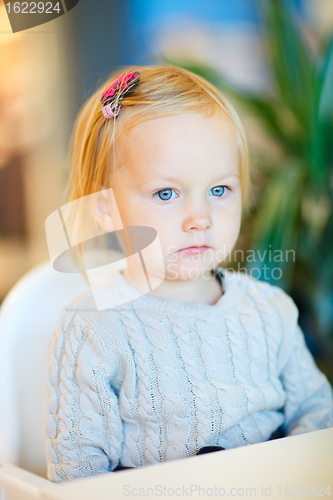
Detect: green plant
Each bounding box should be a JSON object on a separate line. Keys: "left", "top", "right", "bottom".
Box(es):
{"left": 162, "top": 0, "right": 333, "bottom": 338}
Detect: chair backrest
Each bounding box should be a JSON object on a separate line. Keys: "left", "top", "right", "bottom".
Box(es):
{"left": 0, "top": 261, "right": 90, "bottom": 478}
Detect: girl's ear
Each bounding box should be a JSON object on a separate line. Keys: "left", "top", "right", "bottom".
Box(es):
{"left": 91, "top": 187, "right": 115, "bottom": 233}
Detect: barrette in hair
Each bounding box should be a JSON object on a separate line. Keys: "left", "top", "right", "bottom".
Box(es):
{"left": 101, "top": 71, "right": 141, "bottom": 119}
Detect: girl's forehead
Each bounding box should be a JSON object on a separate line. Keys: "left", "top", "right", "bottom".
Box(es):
{"left": 118, "top": 113, "right": 237, "bottom": 158}
{"left": 117, "top": 112, "right": 240, "bottom": 177}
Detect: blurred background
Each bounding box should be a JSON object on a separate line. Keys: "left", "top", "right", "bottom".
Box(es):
{"left": 0, "top": 0, "right": 333, "bottom": 380}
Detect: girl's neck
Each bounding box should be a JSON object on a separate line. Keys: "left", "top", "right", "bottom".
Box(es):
{"left": 121, "top": 268, "right": 223, "bottom": 305}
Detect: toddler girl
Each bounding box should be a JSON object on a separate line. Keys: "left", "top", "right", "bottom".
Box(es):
{"left": 45, "top": 65, "right": 333, "bottom": 483}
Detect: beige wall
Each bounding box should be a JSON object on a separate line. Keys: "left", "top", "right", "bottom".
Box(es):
{"left": 305, "top": 0, "right": 333, "bottom": 37}
{"left": 0, "top": 7, "right": 72, "bottom": 300}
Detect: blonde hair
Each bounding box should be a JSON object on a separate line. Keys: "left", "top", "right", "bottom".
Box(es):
{"left": 67, "top": 64, "right": 251, "bottom": 212}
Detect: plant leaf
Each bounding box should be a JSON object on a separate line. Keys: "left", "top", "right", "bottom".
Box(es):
{"left": 259, "top": 0, "right": 316, "bottom": 123}
{"left": 248, "top": 161, "right": 305, "bottom": 290}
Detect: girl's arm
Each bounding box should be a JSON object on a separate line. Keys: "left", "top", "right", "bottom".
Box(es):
{"left": 45, "top": 309, "right": 124, "bottom": 482}
{"left": 279, "top": 322, "right": 333, "bottom": 436}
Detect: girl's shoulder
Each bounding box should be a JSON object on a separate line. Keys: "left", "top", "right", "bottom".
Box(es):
{"left": 52, "top": 286, "right": 132, "bottom": 351}
{"left": 222, "top": 267, "right": 299, "bottom": 322}
{"left": 221, "top": 268, "right": 300, "bottom": 369}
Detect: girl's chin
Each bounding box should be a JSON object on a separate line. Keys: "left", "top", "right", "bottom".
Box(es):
{"left": 164, "top": 265, "right": 215, "bottom": 281}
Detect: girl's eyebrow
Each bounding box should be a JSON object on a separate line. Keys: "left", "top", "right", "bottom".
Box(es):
{"left": 138, "top": 177, "right": 178, "bottom": 186}
{"left": 138, "top": 172, "right": 240, "bottom": 186}
{"left": 219, "top": 173, "right": 240, "bottom": 179}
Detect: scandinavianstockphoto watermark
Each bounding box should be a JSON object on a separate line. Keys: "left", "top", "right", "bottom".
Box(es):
{"left": 167, "top": 244, "right": 296, "bottom": 266}
{"left": 123, "top": 484, "right": 331, "bottom": 497}
{"left": 166, "top": 244, "right": 296, "bottom": 282}
{"left": 167, "top": 263, "right": 286, "bottom": 282}
{"left": 4, "top": 0, "right": 80, "bottom": 33}
{"left": 123, "top": 484, "right": 258, "bottom": 497}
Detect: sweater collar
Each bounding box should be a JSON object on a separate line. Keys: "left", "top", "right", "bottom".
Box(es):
{"left": 106, "top": 267, "right": 241, "bottom": 315}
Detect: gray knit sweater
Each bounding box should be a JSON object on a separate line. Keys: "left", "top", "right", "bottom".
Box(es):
{"left": 45, "top": 268, "right": 333, "bottom": 483}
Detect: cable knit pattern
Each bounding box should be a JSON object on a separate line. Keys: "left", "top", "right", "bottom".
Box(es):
{"left": 171, "top": 315, "right": 211, "bottom": 451}
{"left": 45, "top": 268, "right": 333, "bottom": 482}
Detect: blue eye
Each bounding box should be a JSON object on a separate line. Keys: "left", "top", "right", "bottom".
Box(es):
{"left": 210, "top": 186, "right": 228, "bottom": 197}
{"left": 154, "top": 185, "right": 229, "bottom": 201}
{"left": 155, "top": 189, "right": 177, "bottom": 201}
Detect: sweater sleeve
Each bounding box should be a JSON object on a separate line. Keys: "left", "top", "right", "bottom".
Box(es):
{"left": 279, "top": 322, "right": 333, "bottom": 436}
{"left": 45, "top": 309, "right": 124, "bottom": 483}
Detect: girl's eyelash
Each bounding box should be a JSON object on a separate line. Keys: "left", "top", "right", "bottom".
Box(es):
{"left": 153, "top": 188, "right": 177, "bottom": 200}
{"left": 210, "top": 185, "right": 231, "bottom": 196}
{"left": 153, "top": 186, "right": 231, "bottom": 201}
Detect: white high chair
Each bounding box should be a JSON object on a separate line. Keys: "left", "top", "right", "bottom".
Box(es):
{"left": 0, "top": 260, "right": 90, "bottom": 479}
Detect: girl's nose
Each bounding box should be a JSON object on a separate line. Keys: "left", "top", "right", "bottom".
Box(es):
{"left": 183, "top": 211, "right": 212, "bottom": 232}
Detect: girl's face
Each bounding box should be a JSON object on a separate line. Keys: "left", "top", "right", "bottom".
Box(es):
{"left": 108, "top": 112, "right": 242, "bottom": 285}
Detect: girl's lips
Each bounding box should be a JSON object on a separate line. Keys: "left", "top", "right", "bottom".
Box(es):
{"left": 177, "top": 246, "right": 210, "bottom": 254}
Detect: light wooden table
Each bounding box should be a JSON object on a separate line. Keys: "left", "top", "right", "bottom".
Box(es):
{"left": 1, "top": 428, "right": 332, "bottom": 500}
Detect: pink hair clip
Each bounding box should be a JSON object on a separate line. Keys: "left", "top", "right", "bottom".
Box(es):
{"left": 101, "top": 71, "right": 141, "bottom": 118}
